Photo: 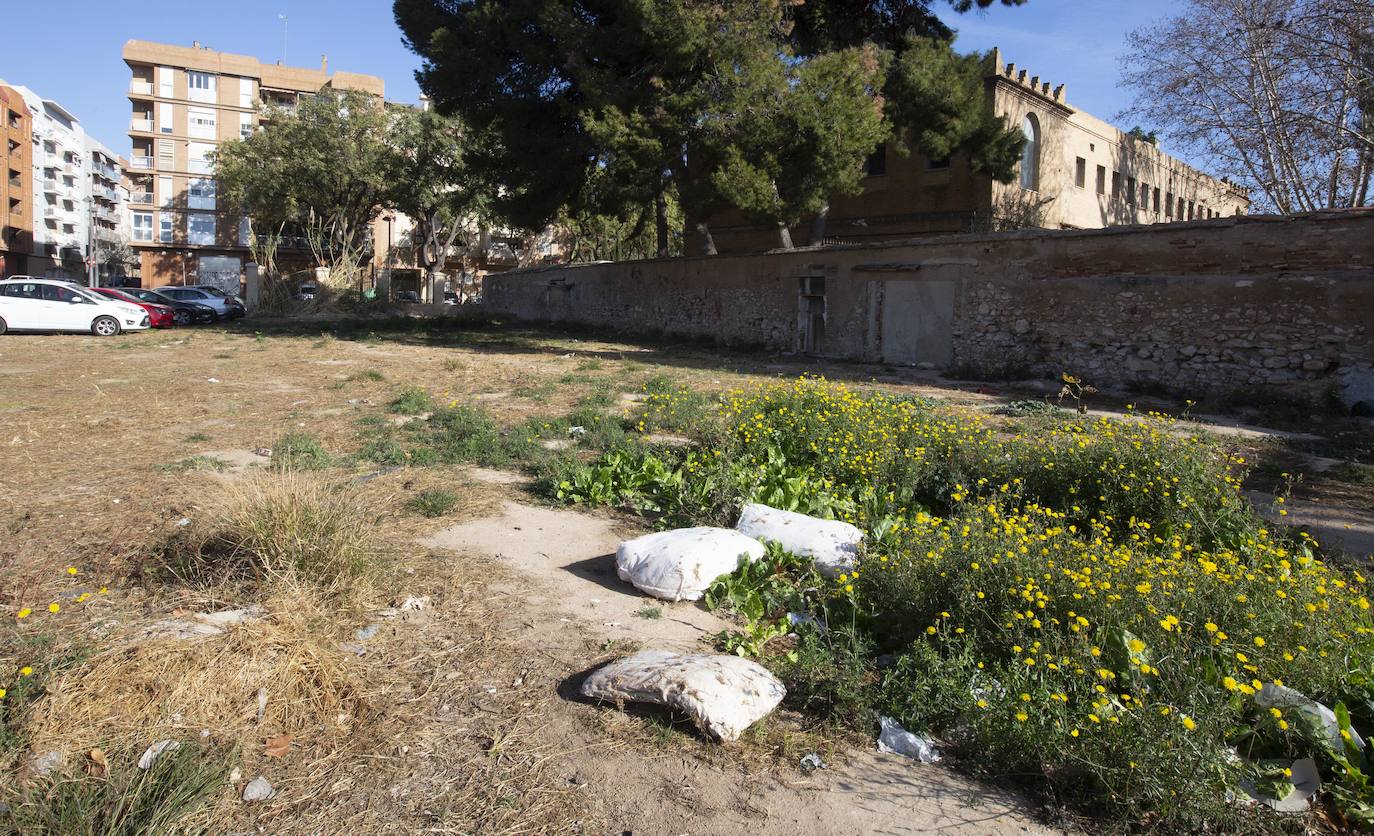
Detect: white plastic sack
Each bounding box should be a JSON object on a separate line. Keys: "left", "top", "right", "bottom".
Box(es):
{"left": 581, "top": 650, "right": 786, "bottom": 742}
{"left": 1255, "top": 683, "right": 1365, "bottom": 752}
{"left": 735, "top": 503, "right": 863, "bottom": 578}
{"left": 616, "top": 527, "right": 766, "bottom": 601}
{"left": 877, "top": 715, "right": 941, "bottom": 763}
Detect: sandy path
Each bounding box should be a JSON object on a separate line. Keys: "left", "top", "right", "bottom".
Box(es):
{"left": 421, "top": 498, "right": 1059, "bottom": 835}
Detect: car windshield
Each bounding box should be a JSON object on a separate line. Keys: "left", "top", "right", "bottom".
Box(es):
{"left": 103, "top": 289, "right": 139, "bottom": 303}
{"left": 198, "top": 287, "right": 228, "bottom": 297}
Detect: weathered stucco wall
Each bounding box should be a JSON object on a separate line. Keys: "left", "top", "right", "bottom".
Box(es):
{"left": 484, "top": 210, "right": 1374, "bottom": 405}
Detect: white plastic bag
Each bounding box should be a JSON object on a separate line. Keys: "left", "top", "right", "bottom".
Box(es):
{"left": 877, "top": 715, "right": 941, "bottom": 763}
{"left": 616, "top": 527, "right": 765, "bottom": 601}
{"left": 581, "top": 650, "right": 786, "bottom": 742}
{"left": 735, "top": 503, "right": 863, "bottom": 578}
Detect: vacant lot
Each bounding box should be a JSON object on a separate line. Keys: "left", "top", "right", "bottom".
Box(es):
{"left": 2, "top": 317, "right": 1371, "bottom": 833}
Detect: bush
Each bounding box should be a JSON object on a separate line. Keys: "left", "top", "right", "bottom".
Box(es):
{"left": 163, "top": 471, "right": 388, "bottom": 593}
{"left": 406, "top": 488, "right": 458, "bottom": 518}
{"left": 271, "top": 432, "right": 333, "bottom": 470}
{"left": 550, "top": 376, "right": 1374, "bottom": 829}
{"left": 388, "top": 386, "right": 435, "bottom": 415}
{"left": 2, "top": 742, "right": 234, "bottom": 835}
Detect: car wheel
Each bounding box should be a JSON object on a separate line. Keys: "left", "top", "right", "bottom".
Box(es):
{"left": 0, "top": 316, "right": 6, "bottom": 335}
{"left": 174, "top": 309, "right": 191, "bottom": 325}
{"left": 92, "top": 316, "right": 121, "bottom": 337}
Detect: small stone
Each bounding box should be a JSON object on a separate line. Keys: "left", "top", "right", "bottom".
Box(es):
{"left": 399, "top": 595, "right": 429, "bottom": 612}
{"left": 243, "top": 776, "right": 275, "bottom": 802}
{"left": 1012, "top": 319, "right": 1031, "bottom": 335}
{"left": 229, "top": 767, "right": 242, "bottom": 783}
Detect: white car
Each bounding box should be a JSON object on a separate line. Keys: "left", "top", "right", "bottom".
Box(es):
{"left": 0, "top": 277, "right": 151, "bottom": 336}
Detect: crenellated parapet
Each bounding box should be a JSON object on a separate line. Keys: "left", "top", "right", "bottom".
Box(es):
{"left": 986, "top": 47, "right": 1071, "bottom": 110}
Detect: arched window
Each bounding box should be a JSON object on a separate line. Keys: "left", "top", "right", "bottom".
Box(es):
{"left": 1020, "top": 113, "right": 1040, "bottom": 191}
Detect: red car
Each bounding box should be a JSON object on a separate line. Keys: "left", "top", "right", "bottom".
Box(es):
{"left": 93, "top": 287, "right": 175, "bottom": 328}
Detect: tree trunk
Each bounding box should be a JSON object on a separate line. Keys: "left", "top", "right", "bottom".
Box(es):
{"left": 655, "top": 189, "right": 670, "bottom": 258}
{"left": 776, "top": 222, "right": 794, "bottom": 250}
{"left": 695, "top": 221, "right": 718, "bottom": 256}
{"left": 809, "top": 202, "right": 831, "bottom": 246}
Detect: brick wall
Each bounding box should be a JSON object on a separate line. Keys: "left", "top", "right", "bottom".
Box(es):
{"left": 484, "top": 209, "right": 1374, "bottom": 406}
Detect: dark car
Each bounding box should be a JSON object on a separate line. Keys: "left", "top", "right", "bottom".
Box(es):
{"left": 120, "top": 287, "right": 217, "bottom": 325}
{"left": 396, "top": 290, "right": 421, "bottom": 303}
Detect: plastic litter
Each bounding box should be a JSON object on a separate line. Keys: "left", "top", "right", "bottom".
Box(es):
{"left": 581, "top": 650, "right": 785, "bottom": 742}
{"left": 735, "top": 503, "right": 863, "bottom": 578}
{"left": 138, "top": 740, "right": 181, "bottom": 770}
{"left": 616, "top": 527, "right": 765, "bottom": 601}
{"left": 877, "top": 715, "right": 941, "bottom": 763}
{"left": 1255, "top": 683, "right": 1365, "bottom": 753}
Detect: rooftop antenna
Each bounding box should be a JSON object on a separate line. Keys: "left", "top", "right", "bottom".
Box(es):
{"left": 278, "top": 13, "right": 288, "bottom": 65}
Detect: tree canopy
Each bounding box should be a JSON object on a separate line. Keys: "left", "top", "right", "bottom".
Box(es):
{"left": 395, "top": 0, "right": 1028, "bottom": 252}
{"left": 1121, "top": 0, "right": 1374, "bottom": 213}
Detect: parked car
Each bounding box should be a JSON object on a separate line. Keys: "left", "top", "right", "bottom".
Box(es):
{"left": 0, "top": 277, "right": 150, "bottom": 336}
{"left": 154, "top": 286, "right": 246, "bottom": 320}
{"left": 396, "top": 290, "right": 421, "bottom": 303}
{"left": 189, "top": 284, "right": 246, "bottom": 307}
{"left": 92, "top": 287, "right": 175, "bottom": 328}
{"left": 118, "top": 287, "right": 217, "bottom": 325}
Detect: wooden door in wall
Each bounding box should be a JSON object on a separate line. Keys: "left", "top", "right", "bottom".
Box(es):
{"left": 881, "top": 280, "right": 955, "bottom": 367}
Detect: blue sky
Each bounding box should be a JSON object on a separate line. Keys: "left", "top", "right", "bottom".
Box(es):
{"left": 2, "top": 0, "right": 1184, "bottom": 163}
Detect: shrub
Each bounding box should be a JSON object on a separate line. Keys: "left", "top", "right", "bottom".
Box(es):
{"left": 163, "top": 471, "right": 387, "bottom": 593}
{"left": 2, "top": 742, "right": 234, "bottom": 835}
{"left": 551, "top": 376, "right": 1374, "bottom": 829}
{"left": 271, "top": 432, "right": 333, "bottom": 470}
{"left": 388, "top": 386, "right": 435, "bottom": 415}
{"left": 406, "top": 488, "right": 459, "bottom": 518}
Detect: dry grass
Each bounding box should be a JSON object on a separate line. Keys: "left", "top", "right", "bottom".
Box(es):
{"left": 26, "top": 586, "right": 376, "bottom": 754}
{"left": 160, "top": 469, "right": 392, "bottom": 599}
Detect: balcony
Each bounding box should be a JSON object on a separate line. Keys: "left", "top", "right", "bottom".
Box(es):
{"left": 130, "top": 156, "right": 153, "bottom": 169}
{"left": 188, "top": 159, "right": 213, "bottom": 175}
{"left": 130, "top": 192, "right": 153, "bottom": 205}
{"left": 130, "top": 117, "right": 153, "bottom": 133}
{"left": 129, "top": 80, "right": 153, "bottom": 96}
{"left": 43, "top": 181, "right": 60, "bottom": 194}
{"left": 43, "top": 206, "right": 58, "bottom": 218}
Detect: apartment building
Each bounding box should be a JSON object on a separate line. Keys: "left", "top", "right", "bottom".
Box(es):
{"left": 692, "top": 49, "right": 1251, "bottom": 254}
{"left": 84, "top": 136, "right": 129, "bottom": 283}
{"left": 2, "top": 83, "right": 99, "bottom": 279}
{"left": 1, "top": 85, "right": 32, "bottom": 278}
{"left": 122, "top": 39, "right": 384, "bottom": 290}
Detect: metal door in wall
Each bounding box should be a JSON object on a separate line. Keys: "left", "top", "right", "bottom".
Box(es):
{"left": 881, "top": 280, "right": 955, "bottom": 367}
{"left": 198, "top": 256, "right": 242, "bottom": 296}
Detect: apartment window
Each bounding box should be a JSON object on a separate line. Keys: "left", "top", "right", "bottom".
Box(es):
{"left": 1140, "top": 182, "right": 1150, "bottom": 207}
{"left": 188, "top": 107, "right": 216, "bottom": 140}
{"left": 1095, "top": 165, "right": 1106, "bottom": 195}
{"left": 1019, "top": 113, "right": 1040, "bottom": 190}
{"left": 1153, "top": 187, "right": 1161, "bottom": 213}
{"left": 6, "top": 109, "right": 18, "bottom": 129}
{"left": 188, "top": 212, "right": 215, "bottom": 245}
{"left": 160, "top": 213, "right": 174, "bottom": 242}
{"left": 159, "top": 175, "right": 174, "bottom": 207}
{"left": 1074, "top": 157, "right": 1086, "bottom": 189}
{"left": 239, "top": 111, "right": 253, "bottom": 139}
{"left": 187, "top": 71, "right": 217, "bottom": 103}
{"left": 238, "top": 216, "right": 251, "bottom": 247}
{"left": 1187, "top": 200, "right": 1195, "bottom": 220}
{"left": 159, "top": 102, "right": 173, "bottom": 134}
{"left": 1125, "top": 177, "right": 1136, "bottom": 206}
{"left": 158, "top": 66, "right": 174, "bottom": 97}
{"left": 1111, "top": 171, "right": 1121, "bottom": 198}
{"left": 188, "top": 142, "right": 214, "bottom": 174}
{"left": 239, "top": 77, "right": 253, "bottom": 108}
{"left": 157, "top": 139, "right": 174, "bottom": 167}
{"left": 1166, "top": 192, "right": 1174, "bottom": 217}
{"left": 188, "top": 177, "right": 216, "bottom": 210}
{"left": 865, "top": 143, "right": 887, "bottom": 177}
{"left": 132, "top": 212, "right": 153, "bottom": 241}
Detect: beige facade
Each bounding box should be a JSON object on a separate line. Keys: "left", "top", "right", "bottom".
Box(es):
{"left": 693, "top": 49, "right": 1250, "bottom": 254}
{"left": 122, "top": 39, "right": 384, "bottom": 289}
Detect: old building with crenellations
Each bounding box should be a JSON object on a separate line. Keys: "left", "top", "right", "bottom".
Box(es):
{"left": 690, "top": 48, "right": 1251, "bottom": 254}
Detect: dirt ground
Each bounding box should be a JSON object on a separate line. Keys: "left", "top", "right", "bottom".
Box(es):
{"left": 2, "top": 317, "right": 1370, "bottom": 833}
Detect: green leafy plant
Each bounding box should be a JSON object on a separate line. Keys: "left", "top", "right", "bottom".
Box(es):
{"left": 406, "top": 488, "right": 459, "bottom": 518}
